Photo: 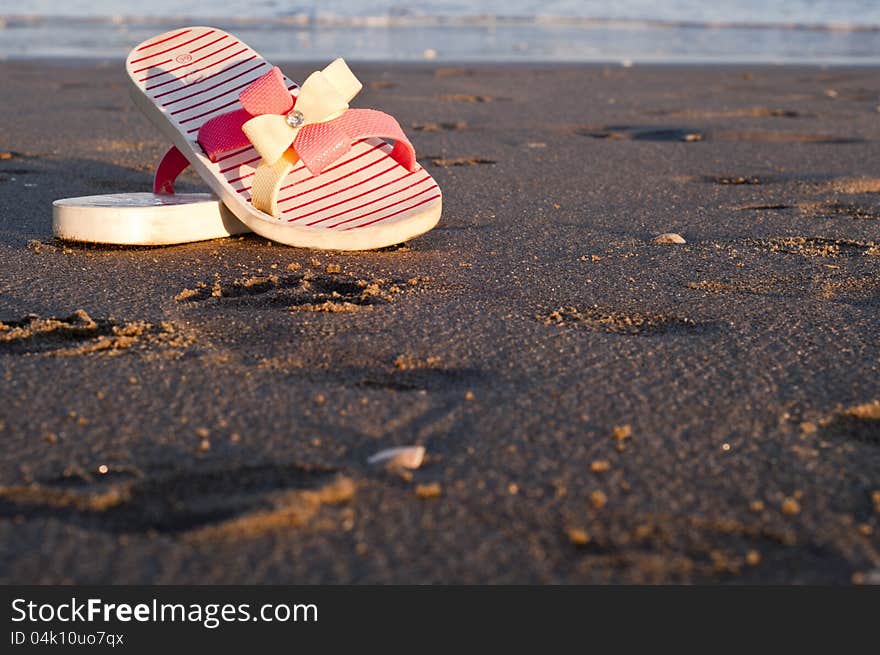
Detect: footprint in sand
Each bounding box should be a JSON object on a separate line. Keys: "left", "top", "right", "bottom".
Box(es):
{"left": 693, "top": 174, "right": 880, "bottom": 192}
{"left": 0, "top": 310, "right": 187, "bottom": 356}
{"left": 174, "top": 270, "right": 430, "bottom": 313}
{"left": 818, "top": 401, "right": 880, "bottom": 447}
{"left": 700, "top": 176, "right": 880, "bottom": 220}
{"left": 804, "top": 177, "right": 880, "bottom": 195}
{"left": 799, "top": 201, "right": 880, "bottom": 221}
{"left": 745, "top": 236, "right": 877, "bottom": 258}
{"left": 579, "top": 125, "right": 862, "bottom": 144}
{"left": 0, "top": 463, "right": 351, "bottom": 537}
{"left": 687, "top": 273, "right": 880, "bottom": 307}
{"left": 578, "top": 125, "right": 704, "bottom": 142}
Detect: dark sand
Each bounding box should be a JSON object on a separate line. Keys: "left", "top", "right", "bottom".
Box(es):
{"left": 1, "top": 61, "right": 879, "bottom": 584}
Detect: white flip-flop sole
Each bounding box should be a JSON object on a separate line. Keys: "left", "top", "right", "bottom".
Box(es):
{"left": 53, "top": 192, "right": 248, "bottom": 245}
{"left": 125, "top": 27, "right": 441, "bottom": 250}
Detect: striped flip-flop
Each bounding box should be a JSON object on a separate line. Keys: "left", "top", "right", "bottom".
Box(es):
{"left": 52, "top": 146, "right": 249, "bottom": 245}
{"left": 126, "top": 27, "right": 442, "bottom": 251}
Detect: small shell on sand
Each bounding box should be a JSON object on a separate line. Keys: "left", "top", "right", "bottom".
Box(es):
{"left": 367, "top": 445, "right": 426, "bottom": 469}
{"left": 654, "top": 233, "right": 686, "bottom": 244}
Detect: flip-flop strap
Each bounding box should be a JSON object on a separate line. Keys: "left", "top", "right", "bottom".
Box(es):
{"left": 249, "top": 110, "right": 417, "bottom": 217}
{"left": 195, "top": 61, "right": 417, "bottom": 217}
{"left": 153, "top": 145, "right": 191, "bottom": 194}
{"left": 250, "top": 150, "right": 300, "bottom": 217}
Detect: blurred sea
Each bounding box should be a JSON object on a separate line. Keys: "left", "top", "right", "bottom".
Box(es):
{"left": 2, "top": 1, "right": 880, "bottom": 62}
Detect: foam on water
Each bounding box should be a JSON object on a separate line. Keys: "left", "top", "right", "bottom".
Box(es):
{"left": 2, "top": 1, "right": 880, "bottom": 62}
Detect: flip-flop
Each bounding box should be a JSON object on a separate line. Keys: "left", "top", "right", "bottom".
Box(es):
{"left": 125, "top": 27, "right": 442, "bottom": 250}
{"left": 53, "top": 146, "right": 249, "bottom": 245}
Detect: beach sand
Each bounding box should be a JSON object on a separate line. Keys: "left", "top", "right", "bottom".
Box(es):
{"left": 0, "top": 61, "right": 878, "bottom": 583}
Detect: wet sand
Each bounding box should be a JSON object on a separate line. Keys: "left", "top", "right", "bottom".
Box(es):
{"left": 0, "top": 61, "right": 879, "bottom": 583}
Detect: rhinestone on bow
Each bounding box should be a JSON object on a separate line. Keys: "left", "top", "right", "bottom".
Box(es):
{"left": 285, "top": 110, "right": 305, "bottom": 128}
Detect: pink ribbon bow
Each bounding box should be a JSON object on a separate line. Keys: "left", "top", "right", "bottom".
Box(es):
{"left": 197, "top": 66, "right": 416, "bottom": 176}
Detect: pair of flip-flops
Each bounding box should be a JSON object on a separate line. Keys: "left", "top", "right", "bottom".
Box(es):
{"left": 53, "top": 27, "right": 442, "bottom": 250}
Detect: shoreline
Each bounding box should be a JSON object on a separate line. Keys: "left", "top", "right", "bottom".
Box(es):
{"left": 3, "top": 22, "right": 880, "bottom": 64}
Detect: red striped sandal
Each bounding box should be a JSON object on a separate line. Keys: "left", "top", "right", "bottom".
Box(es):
{"left": 125, "top": 26, "right": 442, "bottom": 250}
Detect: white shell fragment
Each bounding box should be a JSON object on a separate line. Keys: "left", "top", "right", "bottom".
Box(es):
{"left": 367, "top": 446, "right": 426, "bottom": 469}
{"left": 654, "top": 232, "right": 687, "bottom": 244}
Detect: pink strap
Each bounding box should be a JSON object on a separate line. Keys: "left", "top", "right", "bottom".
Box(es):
{"left": 239, "top": 67, "right": 293, "bottom": 115}
{"left": 196, "top": 66, "right": 417, "bottom": 175}
{"left": 153, "top": 146, "right": 190, "bottom": 194}
{"left": 197, "top": 67, "right": 294, "bottom": 161}
{"left": 294, "top": 109, "right": 416, "bottom": 175}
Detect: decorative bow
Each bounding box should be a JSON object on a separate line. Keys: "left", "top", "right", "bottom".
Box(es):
{"left": 240, "top": 59, "right": 361, "bottom": 170}
{"left": 198, "top": 59, "right": 416, "bottom": 179}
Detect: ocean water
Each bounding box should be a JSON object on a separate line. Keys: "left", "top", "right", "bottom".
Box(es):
{"left": 2, "top": 1, "right": 880, "bottom": 62}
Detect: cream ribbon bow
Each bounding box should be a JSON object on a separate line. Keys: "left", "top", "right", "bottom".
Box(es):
{"left": 241, "top": 58, "right": 363, "bottom": 166}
